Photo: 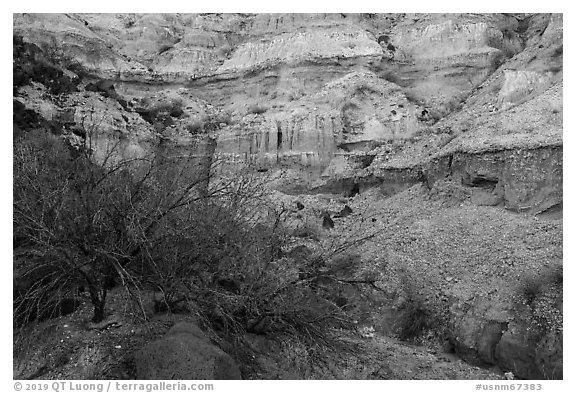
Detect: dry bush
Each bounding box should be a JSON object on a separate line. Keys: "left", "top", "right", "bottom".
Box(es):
{"left": 14, "top": 131, "right": 148, "bottom": 323}
{"left": 185, "top": 120, "right": 203, "bottom": 134}
{"left": 515, "top": 264, "right": 563, "bottom": 334}
{"left": 247, "top": 104, "right": 268, "bottom": 115}
{"left": 393, "top": 273, "right": 440, "bottom": 342}
{"left": 14, "top": 130, "right": 354, "bottom": 354}
{"left": 13, "top": 128, "right": 216, "bottom": 324}
{"left": 141, "top": 173, "right": 353, "bottom": 346}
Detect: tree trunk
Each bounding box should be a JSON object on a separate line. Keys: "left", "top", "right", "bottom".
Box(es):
{"left": 88, "top": 285, "right": 107, "bottom": 323}
{"left": 92, "top": 301, "right": 106, "bottom": 323}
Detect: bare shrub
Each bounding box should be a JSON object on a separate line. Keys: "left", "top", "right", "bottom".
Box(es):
{"left": 14, "top": 129, "right": 354, "bottom": 354}
{"left": 186, "top": 120, "right": 203, "bottom": 134}
{"left": 141, "top": 172, "right": 353, "bottom": 345}
{"left": 247, "top": 104, "right": 267, "bottom": 115}
{"left": 393, "top": 273, "right": 439, "bottom": 341}
{"left": 395, "top": 296, "right": 432, "bottom": 341}
{"left": 13, "top": 127, "right": 217, "bottom": 324}
{"left": 14, "top": 131, "right": 151, "bottom": 323}
{"left": 515, "top": 264, "right": 563, "bottom": 334}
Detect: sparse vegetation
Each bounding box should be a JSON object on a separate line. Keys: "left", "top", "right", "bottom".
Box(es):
{"left": 394, "top": 273, "right": 439, "bottom": 342}
{"left": 515, "top": 264, "right": 563, "bottom": 334}
{"left": 354, "top": 84, "right": 379, "bottom": 96}
{"left": 185, "top": 112, "right": 234, "bottom": 134}
{"left": 395, "top": 299, "right": 431, "bottom": 341}
{"left": 13, "top": 126, "right": 354, "bottom": 357}
{"left": 13, "top": 35, "right": 81, "bottom": 95}
{"left": 247, "top": 104, "right": 268, "bottom": 115}
{"left": 185, "top": 120, "right": 203, "bottom": 134}
{"left": 136, "top": 99, "right": 184, "bottom": 127}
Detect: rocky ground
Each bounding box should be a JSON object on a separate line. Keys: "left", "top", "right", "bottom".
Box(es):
{"left": 13, "top": 287, "right": 504, "bottom": 380}
{"left": 13, "top": 177, "right": 561, "bottom": 380}
{"left": 268, "top": 178, "right": 562, "bottom": 379}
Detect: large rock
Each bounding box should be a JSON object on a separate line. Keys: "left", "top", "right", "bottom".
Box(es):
{"left": 445, "top": 146, "right": 562, "bottom": 214}
{"left": 134, "top": 322, "right": 242, "bottom": 380}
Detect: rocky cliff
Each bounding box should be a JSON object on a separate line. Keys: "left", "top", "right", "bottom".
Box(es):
{"left": 13, "top": 13, "right": 562, "bottom": 214}
{"left": 13, "top": 13, "right": 562, "bottom": 380}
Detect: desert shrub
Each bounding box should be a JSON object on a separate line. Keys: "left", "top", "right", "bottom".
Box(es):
{"left": 214, "top": 111, "right": 233, "bottom": 125}
{"left": 354, "top": 84, "right": 378, "bottom": 96}
{"left": 140, "top": 172, "right": 352, "bottom": 341}
{"left": 443, "top": 96, "right": 465, "bottom": 114}
{"left": 14, "top": 131, "right": 151, "bottom": 323}
{"left": 153, "top": 100, "right": 184, "bottom": 119}
{"left": 395, "top": 297, "right": 432, "bottom": 341}
{"left": 517, "top": 265, "right": 562, "bottom": 306}
{"left": 326, "top": 253, "right": 363, "bottom": 278}
{"left": 393, "top": 274, "right": 439, "bottom": 341}
{"left": 519, "top": 276, "right": 543, "bottom": 306}
{"left": 138, "top": 99, "right": 184, "bottom": 126}
{"left": 186, "top": 120, "right": 203, "bottom": 134}
{"left": 14, "top": 129, "right": 353, "bottom": 353}
{"left": 13, "top": 35, "right": 80, "bottom": 95}
{"left": 247, "top": 104, "right": 268, "bottom": 115}
{"left": 13, "top": 125, "right": 219, "bottom": 324}
{"left": 204, "top": 112, "right": 234, "bottom": 132}
{"left": 515, "top": 264, "right": 563, "bottom": 334}
{"left": 185, "top": 112, "right": 234, "bottom": 134}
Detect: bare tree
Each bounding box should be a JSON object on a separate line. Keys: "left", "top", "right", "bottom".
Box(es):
{"left": 14, "top": 127, "right": 357, "bottom": 354}
{"left": 13, "top": 127, "right": 222, "bottom": 323}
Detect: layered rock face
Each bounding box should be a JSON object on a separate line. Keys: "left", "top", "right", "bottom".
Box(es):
{"left": 13, "top": 14, "right": 562, "bottom": 199}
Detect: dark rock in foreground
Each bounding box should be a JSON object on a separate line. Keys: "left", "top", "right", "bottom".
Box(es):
{"left": 135, "top": 322, "right": 242, "bottom": 380}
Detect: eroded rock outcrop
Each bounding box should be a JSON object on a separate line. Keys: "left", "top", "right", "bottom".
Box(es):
{"left": 215, "top": 71, "right": 426, "bottom": 170}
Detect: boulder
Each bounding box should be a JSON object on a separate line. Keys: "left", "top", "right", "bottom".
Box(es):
{"left": 494, "top": 322, "right": 540, "bottom": 378}
{"left": 134, "top": 322, "right": 242, "bottom": 380}
{"left": 495, "top": 321, "right": 563, "bottom": 380}
{"left": 335, "top": 204, "right": 353, "bottom": 218}
{"left": 322, "top": 212, "right": 334, "bottom": 229}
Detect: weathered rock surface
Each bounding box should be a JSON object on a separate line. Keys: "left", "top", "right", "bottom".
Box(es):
{"left": 215, "top": 71, "right": 425, "bottom": 170}
{"left": 134, "top": 322, "right": 242, "bottom": 380}
{"left": 308, "top": 182, "right": 563, "bottom": 379}
{"left": 13, "top": 14, "right": 562, "bottom": 202}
